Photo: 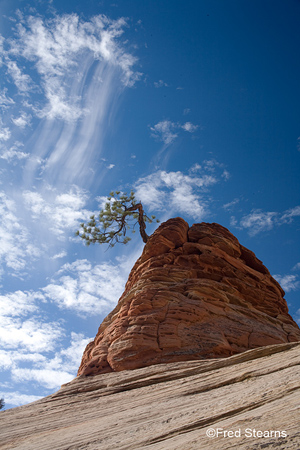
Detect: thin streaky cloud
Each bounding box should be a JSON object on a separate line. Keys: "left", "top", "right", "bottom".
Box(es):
{"left": 223, "top": 198, "right": 240, "bottom": 210}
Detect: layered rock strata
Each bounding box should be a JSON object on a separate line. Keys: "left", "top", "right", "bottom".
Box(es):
{"left": 2, "top": 342, "right": 300, "bottom": 450}
{"left": 78, "top": 218, "right": 300, "bottom": 376}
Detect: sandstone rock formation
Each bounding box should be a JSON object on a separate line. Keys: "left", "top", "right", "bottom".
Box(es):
{"left": 1, "top": 342, "right": 300, "bottom": 450}
{"left": 78, "top": 218, "right": 300, "bottom": 376}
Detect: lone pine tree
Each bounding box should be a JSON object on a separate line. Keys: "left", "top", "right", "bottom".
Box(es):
{"left": 77, "top": 190, "right": 159, "bottom": 248}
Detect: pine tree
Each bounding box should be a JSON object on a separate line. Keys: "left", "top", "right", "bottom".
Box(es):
{"left": 76, "top": 190, "right": 159, "bottom": 248}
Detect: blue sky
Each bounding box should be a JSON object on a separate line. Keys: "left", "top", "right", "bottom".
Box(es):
{"left": 0, "top": 0, "right": 299, "bottom": 409}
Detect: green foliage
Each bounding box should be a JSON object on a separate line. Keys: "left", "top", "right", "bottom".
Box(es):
{"left": 0, "top": 398, "right": 5, "bottom": 410}
{"left": 76, "top": 190, "right": 159, "bottom": 247}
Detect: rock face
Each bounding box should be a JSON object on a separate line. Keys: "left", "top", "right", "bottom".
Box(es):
{"left": 78, "top": 218, "right": 300, "bottom": 376}
{"left": 1, "top": 342, "right": 300, "bottom": 450}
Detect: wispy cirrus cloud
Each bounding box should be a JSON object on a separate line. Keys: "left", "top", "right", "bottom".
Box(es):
{"left": 1, "top": 13, "right": 140, "bottom": 186}
{"left": 223, "top": 198, "right": 240, "bottom": 210}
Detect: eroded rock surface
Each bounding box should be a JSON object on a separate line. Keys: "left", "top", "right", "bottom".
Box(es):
{"left": 1, "top": 343, "right": 300, "bottom": 450}
{"left": 78, "top": 218, "right": 300, "bottom": 376}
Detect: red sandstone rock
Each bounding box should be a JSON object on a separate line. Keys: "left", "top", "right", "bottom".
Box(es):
{"left": 78, "top": 218, "right": 300, "bottom": 376}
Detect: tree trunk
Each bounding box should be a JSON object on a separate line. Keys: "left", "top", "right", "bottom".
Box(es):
{"left": 126, "top": 203, "right": 149, "bottom": 243}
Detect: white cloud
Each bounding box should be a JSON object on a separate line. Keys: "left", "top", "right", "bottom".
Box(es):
{"left": 11, "top": 112, "right": 32, "bottom": 128}
{"left": 23, "top": 186, "right": 91, "bottom": 238}
{"left": 222, "top": 170, "right": 231, "bottom": 180}
{"left": 292, "top": 262, "right": 300, "bottom": 271}
{"left": 239, "top": 210, "right": 277, "bottom": 235}
{"left": 0, "top": 391, "right": 42, "bottom": 407}
{"left": 134, "top": 165, "right": 221, "bottom": 219}
{"left": 0, "top": 88, "right": 14, "bottom": 108}
{"left": 154, "top": 80, "right": 168, "bottom": 88}
{"left": 58, "top": 332, "right": 92, "bottom": 372}
{"left": 5, "top": 60, "right": 32, "bottom": 92}
{"left": 0, "top": 191, "right": 40, "bottom": 275}
{"left": 150, "top": 119, "right": 199, "bottom": 145}
{"left": 51, "top": 251, "right": 67, "bottom": 260}
{"left": 43, "top": 259, "right": 127, "bottom": 315}
{"left": 8, "top": 13, "right": 139, "bottom": 121}
{"left": 0, "top": 290, "right": 42, "bottom": 317}
{"left": 273, "top": 274, "right": 300, "bottom": 292}
{"left": 107, "top": 163, "right": 115, "bottom": 169}
{"left": 0, "top": 143, "right": 30, "bottom": 161}
{"left": 0, "top": 13, "right": 141, "bottom": 185}
{"left": 0, "top": 317, "right": 63, "bottom": 353}
{"left": 0, "top": 128, "right": 11, "bottom": 141}
{"left": 0, "top": 288, "right": 63, "bottom": 355}
{"left": 181, "top": 122, "right": 198, "bottom": 132}
{"left": 232, "top": 205, "right": 300, "bottom": 235}
{"left": 280, "top": 206, "right": 300, "bottom": 223}
{"left": 0, "top": 118, "right": 11, "bottom": 141}
{"left": 0, "top": 277, "right": 93, "bottom": 398}
{"left": 150, "top": 120, "right": 178, "bottom": 145}
{"left": 12, "top": 368, "right": 74, "bottom": 390}
{"left": 10, "top": 332, "right": 91, "bottom": 391}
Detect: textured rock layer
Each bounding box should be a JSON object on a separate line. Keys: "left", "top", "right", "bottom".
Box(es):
{"left": 1, "top": 343, "right": 300, "bottom": 450}
{"left": 78, "top": 218, "right": 300, "bottom": 376}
